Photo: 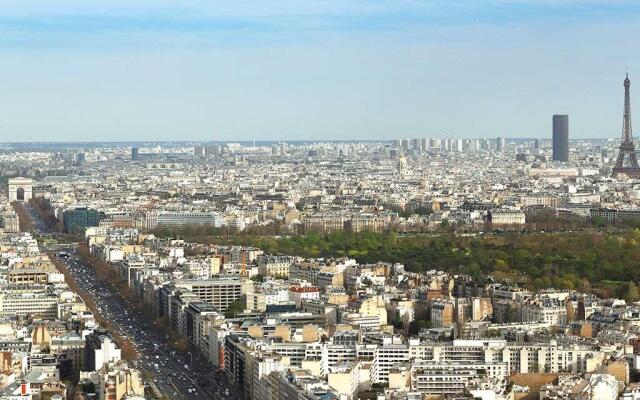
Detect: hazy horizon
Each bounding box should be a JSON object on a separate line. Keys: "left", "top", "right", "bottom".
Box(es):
{"left": 1, "top": 1, "right": 640, "bottom": 142}
{"left": 0, "top": 137, "right": 622, "bottom": 147}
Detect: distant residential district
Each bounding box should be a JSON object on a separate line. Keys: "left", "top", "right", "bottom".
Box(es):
{"left": 1, "top": 135, "right": 640, "bottom": 400}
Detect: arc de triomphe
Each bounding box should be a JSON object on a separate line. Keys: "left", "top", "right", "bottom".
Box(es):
{"left": 8, "top": 177, "right": 33, "bottom": 202}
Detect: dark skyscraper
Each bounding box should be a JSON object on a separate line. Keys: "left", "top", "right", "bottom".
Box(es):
{"left": 76, "top": 152, "right": 86, "bottom": 165}
{"left": 495, "top": 137, "right": 505, "bottom": 152}
{"left": 131, "top": 147, "right": 139, "bottom": 161}
{"left": 552, "top": 114, "right": 569, "bottom": 162}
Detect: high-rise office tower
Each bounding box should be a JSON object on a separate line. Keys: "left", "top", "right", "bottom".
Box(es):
{"left": 420, "top": 138, "right": 427, "bottom": 152}
{"left": 131, "top": 147, "right": 139, "bottom": 161}
{"left": 552, "top": 115, "right": 569, "bottom": 162}
{"left": 401, "top": 138, "right": 410, "bottom": 153}
{"left": 495, "top": 137, "right": 505, "bottom": 152}
{"left": 443, "top": 138, "right": 451, "bottom": 151}
{"left": 76, "top": 152, "right": 86, "bottom": 165}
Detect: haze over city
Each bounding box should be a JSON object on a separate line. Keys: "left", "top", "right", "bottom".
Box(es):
{"left": 5, "top": 3, "right": 640, "bottom": 400}
{"left": 1, "top": 0, "right": 640, "bottom": 141}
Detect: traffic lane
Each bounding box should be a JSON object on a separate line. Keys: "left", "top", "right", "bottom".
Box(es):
{"left": 65, "top": 254, "right": 219, "bottom": 398}
{"left": 58, "top": 255, "right": 209, "bottom": 399}
{"left": 31, "top": 210, "right": 209, "bottom": 398}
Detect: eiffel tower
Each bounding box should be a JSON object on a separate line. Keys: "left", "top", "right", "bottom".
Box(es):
{"left": 613, "top": 73, "right": 640, "bottom": 177}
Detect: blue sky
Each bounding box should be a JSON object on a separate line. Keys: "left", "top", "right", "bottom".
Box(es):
{"left": 0, "top": 0, "right": 639, "bottom": 142}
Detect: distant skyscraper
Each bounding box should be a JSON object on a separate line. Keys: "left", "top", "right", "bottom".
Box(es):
{"left": 533, "top": 139, "right": 540, "bottom": 149}
{"left": 420, "top": 138, "right": 427, "bottom": 152}
{"left": 552, "top": 115, "right": 569, "bottom": 162}
{"left": 76, "top": 152, "right": 86, "bottom": 165}
{"left": 495, "top": 137, "right": 505, "bottom": 152}
{"left": 131, "top": 147, "right": 139, "bottom": 161}
{"left": 443, "top": 138, "right": 451, "bottom": 151}
{"left": 467, "top": 139, "right": 479, "bottom": 153}
{"left": 452, "top": 139, "right": 463, "bottom": 152}
{"left": 401, "top": 138, "right": 410, "bottom": 153}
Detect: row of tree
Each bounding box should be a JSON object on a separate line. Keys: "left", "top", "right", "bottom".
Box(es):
{"left": 49, "top": 251, "right": 139, "bottom": 360}
{"left": 76, "top": 244, "right": 195, "bottom": 355}
{"left": 10, "top": 201, "right": 35, "bottom": 233}
{"left": 188, "top": 229, "right": 640, "bottom": 296}
{"left": 29, "top": 196, "right": 64, "bottom": 232}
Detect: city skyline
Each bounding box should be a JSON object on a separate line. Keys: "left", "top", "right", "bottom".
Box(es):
{"left": 4, "top": 3, "right": 640, "bottom": 399}
{"left": 0, "top": 136, "right": 627, "bottom": 146}
{"left": 1, "top": 1, "right": 640, "bottom": 141}
{"left": 1, "top": 83, "right": 640, "bottom": 400}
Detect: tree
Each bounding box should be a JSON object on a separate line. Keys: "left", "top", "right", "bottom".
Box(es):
{"left": 120, "top": 340, "right": 138, "bottom": 360}
{"left": 626, "top": 281, "right": 640, "bottom": 302}
{"left": 484, "top": 329, "right": 502, "bottom": 338}
{"left": 504, "top": 304, "right": 516, "bottom": 323}
{"left": 579, "top": 278, "right": 592, "bottom": 293}
{"left": 173, "top": 337, "right": 189, "bottom": 353}
{"left": 494, "top": 259, "right": 510, "bottom": 273}
{"left": 408, "top": 320, "right": 432, "bottom": 335}
{"left": 10, "top": 202, "right": 35, "bottom": 233}
{"left": 80, "top": 381, "right": 96, "bottom": 393}
{"left": 224, "top": 299, "right": 245, "bottom": 319}
{"left": 141, "top": 370, "right": 154, "bottom": 381}
{"left": 126, "top": 229, "right": 640, "bottom": 293}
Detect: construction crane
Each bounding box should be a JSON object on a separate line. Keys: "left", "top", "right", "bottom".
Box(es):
{"left": 240, "top": 252, "right": 248, "bottom": 277}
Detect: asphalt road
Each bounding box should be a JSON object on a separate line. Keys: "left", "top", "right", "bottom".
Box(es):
{"left": 26, "top": 204, "right": 235, "bottom": 399}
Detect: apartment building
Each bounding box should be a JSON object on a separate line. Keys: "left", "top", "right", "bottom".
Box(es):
{"left": 522, "top": 295, "right": 568, "bottom": 326}
{"left": 327, "top": 362, "right": 361, "bottom": 400}
{"left": 183, "top": 302, "right": 219, "bottom": 353}
{"left": 84, "top": 330, "right": 122, "bottom": 372}
{"left": 488, "top": 210, "right": 526, "bottom": 226}
{"left": 288, "top": 286, "right": 320, "bottom": 307}
{"left": 372, "top": 344, "right": 410, "bottom": 383}
{"left": 431, "top": 300, "right": 455, "bottom": 328}
{"left": 388, "top": 362, "right": 509, "bottom": 395}
{"left": 174, "top": 278, "right": 252, "bottom": 312}
{"left": 257, "top": 255, "right": 294, "bottom": 278}
{"left": 0, "top": 292, "right": 60, "bottom": 319}
{"left": 145, "top": 210, "right": 223, "bottom": 230}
